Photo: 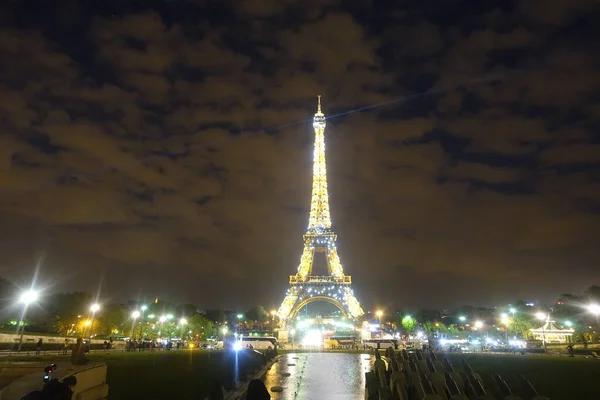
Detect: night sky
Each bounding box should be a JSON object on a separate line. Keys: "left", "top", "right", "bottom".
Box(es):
{"left": 0, "top": 0, "right": 598, "bottom": 311}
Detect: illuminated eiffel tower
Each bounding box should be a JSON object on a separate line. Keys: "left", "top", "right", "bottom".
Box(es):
{"left": 276, "top": 96, "right": 364, "bottom": 327}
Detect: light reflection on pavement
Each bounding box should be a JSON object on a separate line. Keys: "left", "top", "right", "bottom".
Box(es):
{"left": 263, "top": 352, "right": 374, "bottom": 400}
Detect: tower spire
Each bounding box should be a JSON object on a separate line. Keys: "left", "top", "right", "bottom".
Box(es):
{"left": 309, "top": 95, "right": 330, "bottom": 231}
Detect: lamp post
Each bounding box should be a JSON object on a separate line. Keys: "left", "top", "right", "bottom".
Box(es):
{"left": 89, "top": 303, "right": 100, "bottom": 339}
{"left": 237, "top": 314, "right": 243, "bottom": 334}
{"left": 271, "top": 310, "right": 277, "bottom": 332}
{"left": 536, "top": 312, "right": 548, "bottom": 353}
{"left": 376, "top": 310, "right": 383, "bottom": 327}
{"left": 179, "top": 318, "right": 187, "bottom": 346}
{"left": 130, "top": 310, "right": 140, "bottom": 339}
{"left": 17, "top": 289, "right": 40, "bottom": 352}
{"left": 138, "top": 305, "right": 148, "bottom": 341}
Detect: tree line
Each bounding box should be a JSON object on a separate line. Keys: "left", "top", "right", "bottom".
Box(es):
{"left": 0, "top": 279, "right": 272, "bottom": 341}
{"left": 395, "top": 285, "right": 600, "bottom": 342}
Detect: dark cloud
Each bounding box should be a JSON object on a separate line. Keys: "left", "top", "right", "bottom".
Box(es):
{"left": 0, "top": 0, "right": 598, "bottom": 310}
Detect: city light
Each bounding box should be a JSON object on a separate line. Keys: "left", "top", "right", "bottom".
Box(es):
{"left": 535, "top": 312, "right": 547, "bottom": 321}
{"left": 131, "top": 310, "right": 140, "bottom": 319}
{"left": 221, "top": 326, "right": 228, "bottom": 335}
{"left": 474, "top": 320, "right": 483, "bottom": 329}
{"left": 565, "top": 321, "right": 573, "bottom": 327}
{"left": 19, "top": 290, "right": 40, "bottom": 305}
{"left": 159, "top": 316, "right": 167, "bottom": 323}
{"left": 17, "top": 288, "right": 40, "bottom": 352}
{"left": 587, "top": 304, "right": 600, "bottom": 315}
{"left": 141, "top": 305, "right": 148, "bottom": 311}
{"left": 179, "top": 318, "right": 187, "bottom": 325}
{"left": 90, "top": 303, "right": 100, "bottom": 313}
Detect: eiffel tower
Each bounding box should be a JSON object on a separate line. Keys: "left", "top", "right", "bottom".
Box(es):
{"left": 276, "top": 96, "right": 364, "bottom": 327}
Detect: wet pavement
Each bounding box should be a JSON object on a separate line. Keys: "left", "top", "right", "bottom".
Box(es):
{"left": 263, "top": 352, "right": 374, "bottom": 400}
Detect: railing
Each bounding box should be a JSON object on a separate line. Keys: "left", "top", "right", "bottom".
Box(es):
{"left": 366, "top": 348, "right": 551, "bottom": 400}
{"left": 289, "top": 275, "right": 351, "bottom": 284}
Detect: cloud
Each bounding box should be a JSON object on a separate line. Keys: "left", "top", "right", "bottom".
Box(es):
{"left": 0, "top": 1, "right": 598, "bottom": 310}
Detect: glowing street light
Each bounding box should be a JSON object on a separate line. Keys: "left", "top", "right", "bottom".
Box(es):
{"left": 564, "top": 320, "right": 573, "bottom": 327}
{"left": 179, "top": 318, "right": 188, "bottom": 342}
{"left": 376, "top": 310, "right": 383, "bottom": 326}
{"left": 458, "top": 316, "right": 466, "bottom": 322}
{"left": 587, "top": 304, "right": 600, "bottom": 329}
{"left": 588, "top": 304, "right": 600, "bottom": 315}
{"left": 137, "top": 305, "right": 148, "bottom": 341}
{"left": 17, "top": 289, "right": 40, "bottom": 352}
{"left": 130, "top": 310, "right": 141, "bottom": 338}
{"left": 88, "top": 303, "right": 101, "bottom": 338}
{"left": 536, "top": 312, "right": 548, "bottom": 352}
{"left": 159, "top": 315, "right": 167, "bottom": 323}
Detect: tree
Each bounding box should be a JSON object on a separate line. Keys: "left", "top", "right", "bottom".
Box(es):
{"left": 401, "top": 315, "right": 416, "bottom": 334}
{"left": 246, "top": 306, "right": 268, "bottom": 323}
{"left": 95, "top": 303, "right": 128, "bottom": 336}
{"left": 187, "top": 314, "right": 215, "bottom": 340}
{"left": 553, "top": 293, "right": 581, "bottom": 323}
{"left": 45, "top": 292, "right": 93, "bottom": 335}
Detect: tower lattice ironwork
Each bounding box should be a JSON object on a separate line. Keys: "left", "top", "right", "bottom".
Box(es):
{"left": 276, "top": 96, "right": 364, "bottom": 326}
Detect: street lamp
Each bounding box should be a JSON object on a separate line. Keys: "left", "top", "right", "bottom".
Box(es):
{"left": 536, "top": 312, "right": 548, "bottom": 353}
{"left": 130, "top": 310, "right": 140, "bottom": 338}
{"left": 138, "top": 305, "right": 148, "bottom": 341}
{"left": 179, "top": 318, "right": 187, "bottom": 344}
{"left": 89, "top": 303, "right": 101, "bottom": 339}
{"left": 587, "top": 304, "right": 600, "bottom": 330}
{"left": 376, "top": 310, "right": 383, "bottom": 326}
{"left": 458, "top": 316, "right": 466, "bottom": 322}
{"left": 237, "top": 314, "right": 243, "bottom": 333}
{"left": 17, "top": 289, "right": 40, "bottom": 352}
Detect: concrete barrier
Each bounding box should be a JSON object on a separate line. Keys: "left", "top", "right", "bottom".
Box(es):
{"left": 0, "top": 362, "right": 108, "bottom": 400}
